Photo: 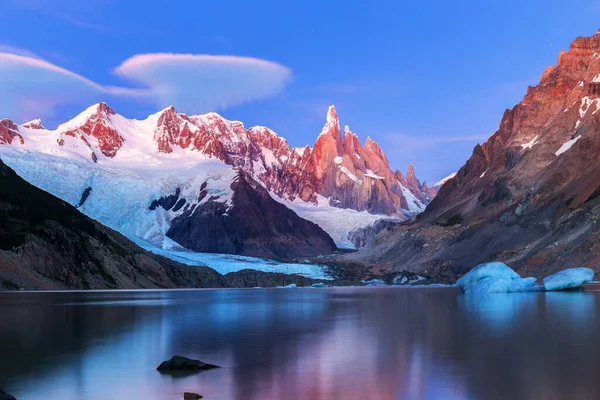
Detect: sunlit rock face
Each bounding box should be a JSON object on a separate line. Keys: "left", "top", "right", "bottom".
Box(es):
{"left": 344, "top": 28, "right": 600, "bottom": 281}
{"left": 0, "top": 103, "right": 434, "bottom": 216}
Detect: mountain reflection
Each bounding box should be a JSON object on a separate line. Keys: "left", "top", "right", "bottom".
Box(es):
{"left": 0, "top": 288, "right": 599, "bottom": 399}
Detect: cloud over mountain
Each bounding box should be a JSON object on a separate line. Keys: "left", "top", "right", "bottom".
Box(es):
{"left": 0, "top": 50, "right": 292, "bottom": 122}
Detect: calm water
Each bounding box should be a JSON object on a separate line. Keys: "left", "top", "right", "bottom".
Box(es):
{"left": 0, "top": 287, "right": 599, "bottom": 400}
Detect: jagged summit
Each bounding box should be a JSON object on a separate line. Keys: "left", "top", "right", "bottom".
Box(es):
{"left": 0, "top": 104, "right": 436, "bottom": 215}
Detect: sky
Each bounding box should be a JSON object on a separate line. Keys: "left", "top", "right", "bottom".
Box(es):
{"left": 1, "top": 0, "right": 600, "bottom": 184}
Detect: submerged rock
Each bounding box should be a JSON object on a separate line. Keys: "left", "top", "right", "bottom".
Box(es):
{"left": 456, "top": 262, "right": 537, "bottom": 293}
{"left": 157, "top": 356, "right": 219, "bottom": 372}
{"left": 183, "top": 393, "right": 202, "bottom": 399}
{"left": 543, "top": 268, "right": 594, "bottom": 291}
{"left": 0, "top": 389, "right": 16, "bottom": 400}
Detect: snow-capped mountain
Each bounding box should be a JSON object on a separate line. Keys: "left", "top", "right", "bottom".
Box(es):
{"left": 346, "top": 28, "right": 600, "bottom": 280}
{"left": 0, "top": 103, "right": 434, "bottom": 214}
{"left": 0, "top": 103, "right": 434, "bottom": 255}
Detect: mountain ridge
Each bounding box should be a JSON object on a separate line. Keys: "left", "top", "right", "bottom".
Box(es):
{"left": 0, "top": 103, "right": 434, "bottom": 216}
{"left": 343, "top": 28, "right": 600, "bottom": 281}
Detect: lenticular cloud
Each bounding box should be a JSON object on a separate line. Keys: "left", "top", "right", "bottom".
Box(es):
{"left": 0, "top": 51, "right": 292, "bottom": 122}
{"left": 0, "top": 53, "right": 103, "bottom": 121}
{"left": 114, "top": 53, "right": 292, "bottom": 114}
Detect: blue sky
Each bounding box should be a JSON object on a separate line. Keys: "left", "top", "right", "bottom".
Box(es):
{"left": 0, "top": 0, "right": 599, "bottom": 183}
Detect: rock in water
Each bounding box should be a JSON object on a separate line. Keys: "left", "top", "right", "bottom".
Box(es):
{"left": 543, "top": 268, "right": 594, "bottom": 291}
{"left": 0, "top": 389, "right": 16, "bottom": 400}
{"left": 183, "top": 393, "right": 202, "bottom": 399}
{"left": 157, "top": 356, "right": 219, "bottom": 371}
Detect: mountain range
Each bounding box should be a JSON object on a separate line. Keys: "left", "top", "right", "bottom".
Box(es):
{"left": 344, "top": 28, "right": 600, "bottom": 281}
{"left": 4, "top": 28, "right": 600, "bottom": 288}
{"left": 0, "top": 103, "right": 434, "bottom": 264}
{"left": 0, "top": 158, "right": 325, "bottom": 290}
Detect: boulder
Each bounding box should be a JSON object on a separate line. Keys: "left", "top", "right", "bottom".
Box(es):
{"left": 183, "top": 393, "right": 202, "bottom": 399}
{"left": 157, "top": 355, "right": 219, "bottom": 372}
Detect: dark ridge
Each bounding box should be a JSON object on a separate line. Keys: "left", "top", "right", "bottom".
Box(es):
{"left": 149, "top": 188, "right": 181, "bottom": 211}
{"left": 172, "top": 198, "right": 186, "bottom": 212}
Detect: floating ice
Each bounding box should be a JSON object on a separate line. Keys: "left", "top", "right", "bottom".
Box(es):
{"left": 364, "top": 279, "right": 386, "bottom": 287}
{"left": 456, "top": 262, "right": 537, "bottom": 293}
{"left": 543, "top": 268, "right": 594, "bottom": 291}
{"left": 311, "top": 283, "right": 327, "bottom": 288}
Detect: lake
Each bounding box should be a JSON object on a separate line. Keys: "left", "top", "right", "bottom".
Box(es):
{"left": 0, "top": 287, "right": 599, "bottom": 399}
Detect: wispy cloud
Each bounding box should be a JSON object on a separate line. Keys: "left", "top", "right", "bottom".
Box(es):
{"left": 0, "top": 50, "right": 292, "bottom": 122}
{"left": 382, "top": 132, "right": 490, "bottom": 149}
{"left": 5, "top": 0, "right": 116, "bottom": 32}
{"left": 0, "top": 43, "right": 40, "bottom": 58}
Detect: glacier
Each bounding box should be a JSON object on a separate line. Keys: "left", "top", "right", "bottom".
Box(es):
{"left": 457, "top": 262, "right": 595, "bottom": 293}
{"left": 0, "top": 148, "right": 337, "bottom": 279}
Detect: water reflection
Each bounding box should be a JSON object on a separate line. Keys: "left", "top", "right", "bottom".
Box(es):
{"left": 0, "top": 288, "right": 599, "bottom": 399}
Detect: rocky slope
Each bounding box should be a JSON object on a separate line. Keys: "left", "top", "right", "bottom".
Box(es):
{"left": 345, "top": 28, "right": 600, "bottom": 281}
{"left": 166, "top": 169, "right": 336, "bottom": 259}
{"left": 0, "top": 158, "right": 327, "bottom": 290}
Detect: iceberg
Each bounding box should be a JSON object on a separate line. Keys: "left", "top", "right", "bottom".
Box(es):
{"left": 456, "top": 262, "right": 537, "bottom": 293}
{"left": 364, "top": 279, "right": 387, "bottom": 287}
{"left": 543, "top": 268, "right": 594, "bottom": 291}
{"left": 311, "top": 283, "right": 327, "bottom": 288}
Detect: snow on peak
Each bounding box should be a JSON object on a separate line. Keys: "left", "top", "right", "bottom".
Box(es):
{"left": 399, "top": 182, "right": 426, "bottom": 213}
{"left": 326, "top": 105, "right": 338, "bottom": 123}
{"left": 364, "top": 169, "right": 385, "bottom": 180}
{"left": 434, "top": 172, "right": 457, "bottom": 188}
{"left": 555, "top": 135, "right": 582, "bottom": 156}
{"left": 57, "top": 102, "right": 113, "bottom": 131}
{"left": 21, "top": 119, "right": 44, "bottom": 129}
{"left": 521, "top": 135, "right": 539, "bottom": 150}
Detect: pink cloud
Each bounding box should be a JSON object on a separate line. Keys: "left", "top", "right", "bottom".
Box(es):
{"left": 114, "top": 53, "right": 292, "bottom": 113}
{"left": 0, "top": 51, "right": 292, "bottom": 122}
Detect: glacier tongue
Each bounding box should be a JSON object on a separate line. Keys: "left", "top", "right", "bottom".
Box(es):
{"left": 0, "top": 148, "right": 236, "bottom": 250}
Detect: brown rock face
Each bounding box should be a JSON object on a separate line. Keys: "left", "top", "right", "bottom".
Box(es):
{"left": 147, "top": 105, "right": 435, "bottom": 215}
{"left": 166, "top": 170, "right": 337, "bottom": 260}
{"left": 0, "top": 119, "right": 23, "bottom": 145}
{"left": 63, "top": 102, "right": 124, "bottom": 158}
{"left": 346, "top": 28, "right": 600, "bottom": 281}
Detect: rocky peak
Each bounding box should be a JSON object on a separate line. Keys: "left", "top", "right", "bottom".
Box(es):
{"left": 0, "top": 118, "right": 23, "bottom": 145}
{"left": 22, "top": 119, "right": 44, "bottom": 130}
{"left": 364, "top": 137, "right": 389, "bottom": 167}
{"left": 154, "top": 105, "right": 196, "bottom": 153}
{"left": 62, "top": 102, "right": 123, "bottom": 158}
{"left": 406, "top": 164, "right": 421, "bottom": 188}
{"left": 327, "top": 105, "right": 339, "bottom": 124}
{"left": 95, "top": 101, "right": 116, "bottom": 116}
